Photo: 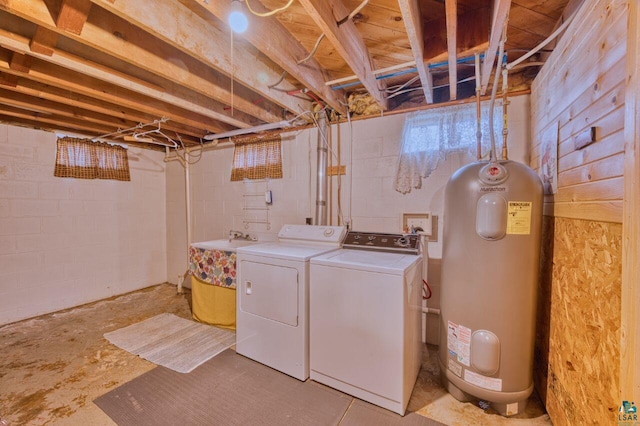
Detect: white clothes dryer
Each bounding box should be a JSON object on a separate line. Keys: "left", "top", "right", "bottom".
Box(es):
{"left": 309, "top": 231, "right": 424, "bottom": 415}
{"left": 236, "top": 224, "right": 346, "bottom": 381}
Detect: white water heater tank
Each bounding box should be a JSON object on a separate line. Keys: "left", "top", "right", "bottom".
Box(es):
{"left": 439, "top": 160, "right": 543, "bottom": 416}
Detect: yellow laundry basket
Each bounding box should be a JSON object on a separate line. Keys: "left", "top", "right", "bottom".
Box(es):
{"left": 191, "top": 275, "right": 236, "bottom": 330}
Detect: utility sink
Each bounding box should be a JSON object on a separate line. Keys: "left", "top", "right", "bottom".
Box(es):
{"left": 190, "top": 239, "right": 259, "bottom": 251}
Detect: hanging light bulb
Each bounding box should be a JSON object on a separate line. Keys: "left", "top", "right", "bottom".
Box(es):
{"left": 228, "top": 0, "right": 248, "bottom": 33}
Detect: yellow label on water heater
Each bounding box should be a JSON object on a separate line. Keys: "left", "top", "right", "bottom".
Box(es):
{"left": 506, "top": 201, "right": 532, "bottom": 235}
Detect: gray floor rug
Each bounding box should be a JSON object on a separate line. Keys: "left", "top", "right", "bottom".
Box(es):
{"left": 103, "top": 313, "right": 235, "bottom": 373}
{"left": 94, "top": 349, "right": 446, "bottom": 426}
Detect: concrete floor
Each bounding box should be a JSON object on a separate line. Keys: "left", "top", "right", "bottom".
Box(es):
{"left": 0, "top": 284, "right": 552, "bottom": 426}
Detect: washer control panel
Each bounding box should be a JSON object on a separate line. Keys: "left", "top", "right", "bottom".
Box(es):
{"left": 342, "top": 231, "right": 420, "bottom": 254}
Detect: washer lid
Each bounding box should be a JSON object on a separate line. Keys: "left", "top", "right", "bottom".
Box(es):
{"left": 310, "top": 249, "right": 422, "bottom": 275}
{"left": 237, "top": 242, "right": 341, "bottom": 261}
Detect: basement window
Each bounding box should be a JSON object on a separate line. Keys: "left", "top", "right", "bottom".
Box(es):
{"left": 54, "top": 137, "right": 131, "bottom": 181}
{"left": 230, "top": 134, "right": 283, "bottom": 181}
{"left": 395, "top": 102, "right": 502, "bottom": 194}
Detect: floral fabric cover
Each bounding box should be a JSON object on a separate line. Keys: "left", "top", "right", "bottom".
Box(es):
{"left": 189, "top": 246, "right": 238, "bottom": 289}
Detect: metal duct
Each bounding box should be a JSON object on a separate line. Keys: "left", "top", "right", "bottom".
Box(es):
{"left": 315, "top": 111, "right": 328, "bottom": 225}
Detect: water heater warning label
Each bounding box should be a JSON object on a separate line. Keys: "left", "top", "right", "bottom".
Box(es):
{"left": 507, "top": 201, "right": 532, "bottom": 235}
{"left": 447, "top": 321, "right": 471, "bottom": 366}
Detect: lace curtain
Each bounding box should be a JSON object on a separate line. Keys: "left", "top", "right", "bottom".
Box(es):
{"left": 54, "top": 137, "right": 130, "bottom": 181}
{"left": 230, "top": 134, "right": 283, "bottom": 181}
{"left": 394, "top": 102, "right": 502, "bottom": 194}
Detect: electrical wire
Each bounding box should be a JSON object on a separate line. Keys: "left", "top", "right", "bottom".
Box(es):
{"left": 297, "top": 34, "right": 325, "bottom": 65}
{"left": 422, "top": 279, "right": 432, "bottom": 300}
{"left": 268, "top": 71, "right": 288, "bottom": 88}
{"left": 506, "top": 10, "right": 577, "bottom": 71}
{"left": 245, "top": 0, "right": 294, "bottom": 17}
{"left": 299, "top": 0, "right": 368, "bottom": 66}
{"left": 337, "top": 0, "right": 369, "bottom": 25}
{"left": 385, "top": 75, "right": 420, "bottom": 94}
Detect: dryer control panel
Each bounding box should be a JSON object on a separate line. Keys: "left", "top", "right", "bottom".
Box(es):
{"left": 277, "top": 224, "right": 346, "bottom": 245}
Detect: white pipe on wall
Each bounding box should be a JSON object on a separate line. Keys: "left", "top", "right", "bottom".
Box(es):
{"left": 164, "top": 146, "right": 193, "bottom": 294}
{"left": 315, "top": 111, "right": 328, "bottom": 225}
{"left": 179, "top": 155, "right": 192, "bottom": 294}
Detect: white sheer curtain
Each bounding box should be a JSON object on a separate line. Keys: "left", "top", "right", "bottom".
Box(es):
{"left": 394, "top": 102, "right": 502, "bottom": 194}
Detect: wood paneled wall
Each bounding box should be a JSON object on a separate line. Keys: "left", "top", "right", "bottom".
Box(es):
{"left": 621, "top": 0, "right": 640, "bottom": 408}
{"left": 531, "top": 1, "right": 625, "bottom": 223}
{"left": 530, "top": 0, "right": 629, "bottom": 424}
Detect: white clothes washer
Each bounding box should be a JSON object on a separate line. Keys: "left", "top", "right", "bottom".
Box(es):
{"left": 309, "top": 231, "right": 423, "bottom": 415}
{"left": 236, "top": 224, "right": 346, "bottom": 381}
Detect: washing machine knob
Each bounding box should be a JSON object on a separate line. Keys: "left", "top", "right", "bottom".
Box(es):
{"left": 397, "top": 236, "right": 409, "bottom": 247}
{"left": 323, "top": 228, "right": 335, "bottom": 237}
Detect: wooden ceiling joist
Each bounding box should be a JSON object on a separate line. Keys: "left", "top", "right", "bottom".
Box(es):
{"left": 298, "top": 0, "right": 389, "bottom": 111}
{"left": 0, "top": 0, "right": 572, "bottom": 147}
{"left": 0, "top": 71, "right": 207, "bottom": 134}
{"left": 398, "top": 0, "right": 434, "bottom": 104}
{"left": 480, "top": 0, "right": 511, "bottom": 95}
{"left": 421, "top": 8, "right": 490, "bottom": 65}
{"left": 0, "top": 114, "right": 112, "bottom": 140}
{"left": 56, "top": 0, "right": 92, "bottom": 35}
{"left": 29, "top": 26, "right": 58, "bottom": 56}
{"left": 9, "top": 52, "right": 32, "bottom": 73}
{"left": 0, "top": 49, "right": 236, "bottom": 135}
{"left": 0, "top": 103, "right": 116, "bottom": 135}
{"left": 4, "top": 0, "right": 277, "bottom": 127}
{"left": 89, "top": 0, "right": 312, "bottom": 118}
{"left": 0, "top": 29, "right": 255, "bottom": 131}
{"left": 190, "top": 0, "right": 348, "bottom": 116}
{"left": 0, "top": 87, "right": 207, "bottom": 140}
{"left": 0, "top": 71, "right": 18, "bottom": 87}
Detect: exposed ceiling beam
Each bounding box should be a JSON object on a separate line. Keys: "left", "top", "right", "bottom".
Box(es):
{"left": 0, "top": 49, "right": 236, "bottom": 135}
{"left": 5, "top": 0, "right": 273, "bottom": 127}
{"left": 188, "top": 0, "right": 347, "bottom": 116}
{"left": 298, "top": 0, "right": 388, "bottom": 111}
{"left": 0, "top": 28, "right": 252, "bottom": 130}
{"left": 56, "top": 0, "right": 92, "bottom": 35}
{"left": 0, "top": 87, "right": 205, "bottom": 139}
{"left": 29, "top": 26, "right": 58, "bottom": 56}
{"left": 445, "top": 0, "right": 458, "bottom": 100}
{"left": 422, "top": 8, "right": 489, "bottom": 64}
{"left": 0, "top": 70, "right": 221, "bottom": 135}
{"left": 9, "top": 51, "right": 31, "bottom": 73}
{"left": 480, "top": 0, "right": 511, "bottom": 95}
{"left": 0, "top": 72, "right": 18, "bottom": 87}
{"left": 0, "top": 114, "right": 113, "bottom": 140}
{"left": 398, "top": 0, "right": 433, "bottom": 104}
{"left": 89, "top": 0, "right": 312, "bottom": 118}
{"left": 0, "top": 103, "right": 116, "bottom": 135}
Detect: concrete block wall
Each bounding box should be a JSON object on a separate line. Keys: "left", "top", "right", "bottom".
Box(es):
{"left": 166, "top": 131, "right": 317, "bottom": 285}
{"left": 0, "top": 125, "right": 167, "bottom": 325}
{"left": 166, "top": 95, "right": 531, "bottom": 344}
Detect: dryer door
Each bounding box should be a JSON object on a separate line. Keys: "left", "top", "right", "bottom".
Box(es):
{"left": 239, "top": 260, "right": 299, "bottom": 326}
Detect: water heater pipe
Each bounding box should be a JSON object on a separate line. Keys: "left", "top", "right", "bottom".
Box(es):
{"left": 488, "top": 23, "right": 507, "bottom": 162}
{"left": 501, "top": 68, "right": 509, "bottom": 161}
{"left": 474, "top": 53, "right": 482, "bottom": 160}
{"left": 315, "top": 111, "right": 328, "bottom": 225}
